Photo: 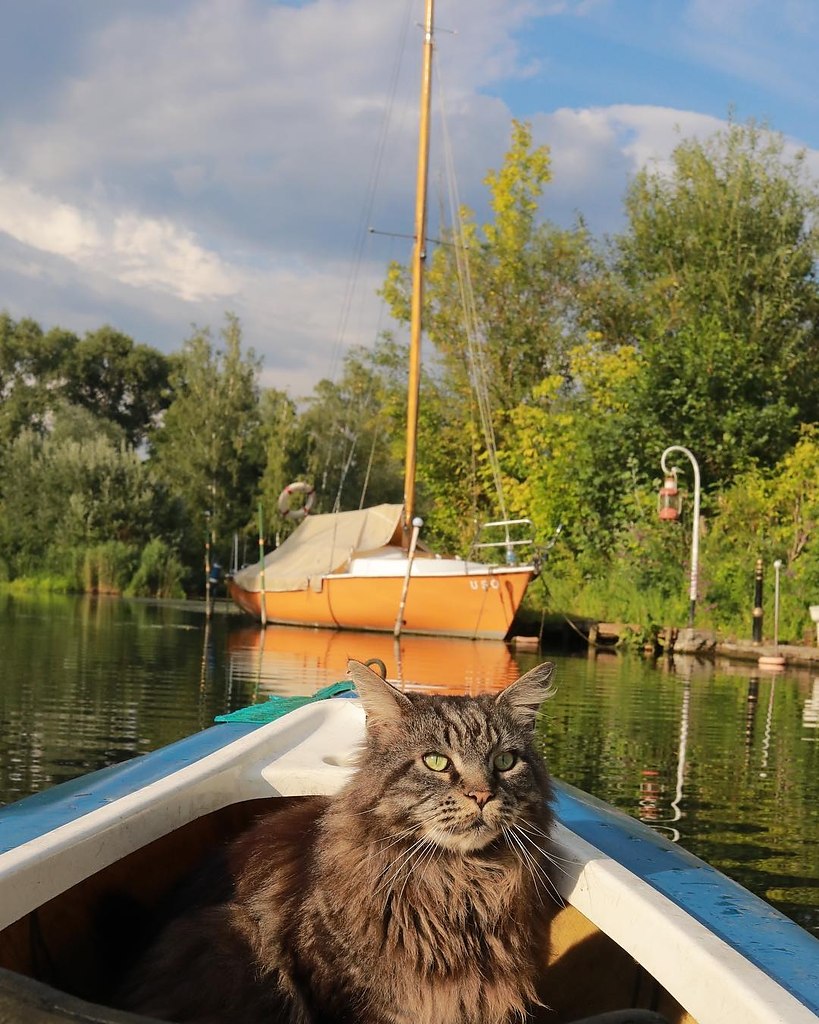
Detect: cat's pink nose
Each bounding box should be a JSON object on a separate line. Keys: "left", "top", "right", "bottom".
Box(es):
{"left": 467, "top": 789, "right": 493, "bottom": 808}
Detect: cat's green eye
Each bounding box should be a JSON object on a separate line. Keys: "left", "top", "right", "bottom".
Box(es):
{"left": 494, "top": 751, "right": 516, "bottom": 772}
{"left": 422, "top": 752, "right": 450, "bottom": 772}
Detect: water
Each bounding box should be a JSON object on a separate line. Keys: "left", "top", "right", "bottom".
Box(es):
{"left": 1, "top": 593, "right": 817, "bottom": 934}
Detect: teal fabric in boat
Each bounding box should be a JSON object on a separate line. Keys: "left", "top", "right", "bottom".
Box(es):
{"left": 214, "top": 682, "right": 356, "bottom": 724}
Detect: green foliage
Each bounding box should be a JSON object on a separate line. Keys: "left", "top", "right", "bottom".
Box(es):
{"left": 127, "top": 539, "right": 186, "bottom": 599}
{"left": 3, "top": 114, "right": 819, "bottom": 636}
{"left": 0, "top": 314, "right": 71, "bottom": 444}
{"left": 149, "top": 314, "right": 264, "bottom": 563}
{"left": 699, "top": 426, "right": 819, "bottom": 640}
{"left": 615, "top": 118, "right": 819, "bottom": 487}
{"left": 381, "top": 121, "right": 594, "bottom": 553}
{"left": 62, "top": 326, "right": 171, "bottom": 446}
{"left": 0, "top": 314, "right": 170, "bottom": 449}
{"left": 82, "top": 542, "right": 139, "bottom": 595}
{"left": 0, "top": 403, "right": 176, "bottom": 585}
{"left": 292, "top": 337, "right": 405, "bottom": 521}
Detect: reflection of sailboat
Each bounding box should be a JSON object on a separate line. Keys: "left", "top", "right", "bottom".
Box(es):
{"left": 227, "top": 624, "right": 519, "bottom": 697}
{"left": 227, "top": 0, "right": 537, "bottom": 640}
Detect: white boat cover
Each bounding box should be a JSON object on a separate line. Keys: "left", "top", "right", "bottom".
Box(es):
{"left": 232, "top": 504, "right": 404, "bottom": 593}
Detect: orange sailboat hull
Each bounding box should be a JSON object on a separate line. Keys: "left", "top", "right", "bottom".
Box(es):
{"left": 227, "top": 565, "right": 533, "bottom": 641}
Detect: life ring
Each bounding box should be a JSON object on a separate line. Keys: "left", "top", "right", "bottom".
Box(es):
{"left": 278, "top": 481, "right": 316, "bottom": 521}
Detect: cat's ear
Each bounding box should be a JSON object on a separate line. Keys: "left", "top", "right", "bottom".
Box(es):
{"left": 496, "top": 661, "right": 556, "bottom": 729}
{"left": 347, "top": 659, "right": 412, "bottom": 727}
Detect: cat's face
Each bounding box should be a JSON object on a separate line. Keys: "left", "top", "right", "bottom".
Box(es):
{"left": 347, "top": 661, "right": 555, "bottom": 854}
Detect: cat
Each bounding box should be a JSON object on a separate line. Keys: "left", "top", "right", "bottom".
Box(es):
{"left": 117, "top": 658, "right": 560, "bottom": 1024}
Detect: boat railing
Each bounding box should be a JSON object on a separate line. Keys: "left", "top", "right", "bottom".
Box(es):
{"left": 469, "top": 518, "right": 535, "bottom": 566}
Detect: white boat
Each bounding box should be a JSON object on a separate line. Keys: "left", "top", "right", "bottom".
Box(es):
{"left": 0, "top": 680, "right": 816, "bottom": 1024}
{"left": 227, "top": 0, "right": 539, "bottom": 641}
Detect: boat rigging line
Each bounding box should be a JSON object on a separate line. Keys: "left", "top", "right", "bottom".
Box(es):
{"left": 434, "top": 48, "right": 512, "bottom": 538}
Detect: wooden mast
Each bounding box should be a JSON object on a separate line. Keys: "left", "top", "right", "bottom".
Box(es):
{"left": 403, "top": 0, "right": 434, "bottom": 535}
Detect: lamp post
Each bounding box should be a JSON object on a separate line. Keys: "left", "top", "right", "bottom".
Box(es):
{"left": 773, "top": 559, "right": 782, "bottom": 649}
{"left": 659, "top": 446, "right": 701, "bottom": 628}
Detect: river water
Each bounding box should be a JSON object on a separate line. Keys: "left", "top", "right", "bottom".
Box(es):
{"left": 1, "top": 593, "right": 816, "bottom": 934}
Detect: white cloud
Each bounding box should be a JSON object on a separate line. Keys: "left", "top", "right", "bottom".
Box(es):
{"left": 1, "top": 0, "right": 817, "bottom": 395}
{"left": 531, "top": 105, "right": 727, "bottom": 233}
{"left": 0, "top": 175, "right": 238, "bottom": 303}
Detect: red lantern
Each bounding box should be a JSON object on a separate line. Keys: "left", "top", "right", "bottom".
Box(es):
{"left": 658, "top": 475, "right": 681, "bottom": 521}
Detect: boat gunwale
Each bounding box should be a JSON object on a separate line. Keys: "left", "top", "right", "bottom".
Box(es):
{"left": 1, "top": 701, "right": 817, "bottom": 1024}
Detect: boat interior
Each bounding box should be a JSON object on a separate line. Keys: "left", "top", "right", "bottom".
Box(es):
{"left": 0, "top": 796, "right": 692, "bottom": 1024}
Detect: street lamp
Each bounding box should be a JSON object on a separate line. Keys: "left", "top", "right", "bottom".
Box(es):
{"left": 773, "top": 559, "right": 782, "bottom": 649}
{"left": 659, "top": 446, "right": 701, "bottom": 628}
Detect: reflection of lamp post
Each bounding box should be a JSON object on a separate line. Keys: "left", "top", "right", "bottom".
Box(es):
{"left": 659, "top": 446, "right": 701, "bottom": 628}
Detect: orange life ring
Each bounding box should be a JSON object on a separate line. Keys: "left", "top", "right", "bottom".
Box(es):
{"left": 277, "top": 481, "right": 316, "bottom": 521}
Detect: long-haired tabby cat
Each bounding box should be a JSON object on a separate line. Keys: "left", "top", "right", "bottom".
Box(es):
{"left": 118, "top": 658, "right": 560, "bottom": 1024}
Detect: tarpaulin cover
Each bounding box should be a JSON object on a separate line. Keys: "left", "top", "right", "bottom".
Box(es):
{"left": 231, "top": 504, "right": 404, "bottom": 593}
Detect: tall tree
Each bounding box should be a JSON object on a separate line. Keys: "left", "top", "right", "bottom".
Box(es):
{"left": 0, "top": 314, "right": 75, "bottom": 445}
{"left": 149, "top": 315, "right": 264, "bottom": 562}
{"left": 614, "top": 119, "right": 819, "bottom": 486}
{"left": 63, "top": 326, "right": 171, "bottom": 446}
{"left": 384, "top": 120, "right": 593, "bottom": 411}
{"left": 381, "top": 120, "right": 593, "bottom": 548}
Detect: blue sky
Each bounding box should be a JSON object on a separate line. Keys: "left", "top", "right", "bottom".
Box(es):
{"left": 1, "top": 0, "right": 817, "bottom": 396}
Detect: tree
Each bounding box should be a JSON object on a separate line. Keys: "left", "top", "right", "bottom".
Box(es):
{"left": 614, "top": 119, "right": 819, "bottom": 487}
{"left": 0, "top": 314, "right": 74, "bottom": 445}
{"left": 149, "top": 315, "right": 264, "bottom": 566}
{"left": 381, "top": 121, "right": 594, "bottom": 548}
{"left": 0, "top": 404, "right": 173, "bottom": 582}
{"left": 62, "top": 326, "right": 171, "bottom": 446}
{"left": 384, "top": 121, "right": 594, "bottom": 411}
{"left": 293, "top": 338, "right": 405, "bottom": 519}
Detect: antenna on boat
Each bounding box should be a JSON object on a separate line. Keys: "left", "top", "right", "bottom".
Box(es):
{"left": 403, "top": 0, "right": 434, "bottom": 541}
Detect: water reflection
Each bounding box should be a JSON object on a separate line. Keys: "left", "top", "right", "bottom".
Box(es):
{"left": 225, "top": 624, "right": 520, "bottom": 698}
{"left": 1, "top": 595, "right": 816, "bottom": 934}
{"left": 804, "top": 678, "right": 819, "bottom": 732}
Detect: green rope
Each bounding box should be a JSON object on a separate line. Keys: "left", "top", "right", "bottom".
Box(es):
{"left": 215, "top": 681, "right": 356, "bottom": 724}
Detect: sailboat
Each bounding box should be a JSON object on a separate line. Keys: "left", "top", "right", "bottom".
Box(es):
{"left": 227, "top": 0, "right": 538, "bottom": 640}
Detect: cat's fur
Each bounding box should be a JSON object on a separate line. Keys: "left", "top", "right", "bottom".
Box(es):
{"left": 118, "top": 659, "right": 559, "bottom": 1024}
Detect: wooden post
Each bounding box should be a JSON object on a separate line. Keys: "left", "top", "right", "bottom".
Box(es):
{"left": 752, "top": 558, "right": 763, "bottom": 644}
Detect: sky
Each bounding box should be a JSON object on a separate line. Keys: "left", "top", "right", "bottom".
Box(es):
{"left": 1, "top": 0, "right": 818, "bottom": 398}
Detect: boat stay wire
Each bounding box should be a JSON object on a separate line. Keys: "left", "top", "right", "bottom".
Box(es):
{"left": 435, "top": 53, "right": 511, "bottom": 536}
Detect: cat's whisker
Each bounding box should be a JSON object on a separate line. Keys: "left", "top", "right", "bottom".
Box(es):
{"left": 396, "top": 834, "right": 439, "bottom": 906}
{"left": 515, "top": 822, "right": 578, "bottom": 870}
{"left": 509, "top": 826, "right": 565, "bottom": 908}
{"left": 501, "top": 819, "right": 548, "bottom": 909}
{"left": 374, "top": 833, "right": 432, "bottom": 899}
{"left": 377, "top": 822, "right": 423, "bottom": 851}
{"left": 502, "top": 826, "right": 545, "bottom": 908}
{"left": 515, "top": 819, "right": 553, "bottom": 840}
{"left": 517, "top": 819, "right": 577, "bottom": 858}
{"left": 506, "top": 824, "right": 564, "bottom": 908}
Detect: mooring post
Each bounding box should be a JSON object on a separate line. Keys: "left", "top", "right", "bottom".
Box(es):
{"left": 752, "top": 557, "right": 763, "bottom": 644}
